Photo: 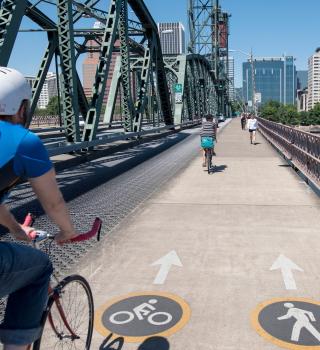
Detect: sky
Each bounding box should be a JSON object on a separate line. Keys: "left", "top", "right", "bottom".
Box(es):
{"left": 8, "top": 0, "right": 320, "bottom": 88}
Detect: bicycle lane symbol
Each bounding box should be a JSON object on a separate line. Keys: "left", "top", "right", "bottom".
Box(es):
{"left": 95, "top": 291, "right": 191, "bottom": 343}
{"left": 110, "top": 299, "right": 173, "bottom": 326}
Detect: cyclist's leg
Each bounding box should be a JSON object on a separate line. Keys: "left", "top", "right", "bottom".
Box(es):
{"left": 0, "top": 242, "right": 53, "bottom": 348}
{"left": 202, "top": 148, "right": 206, "bottom": 167}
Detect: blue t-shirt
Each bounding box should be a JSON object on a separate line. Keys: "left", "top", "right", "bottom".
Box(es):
{"left": 0, "top": 121, "right": 52, "bottom": 203}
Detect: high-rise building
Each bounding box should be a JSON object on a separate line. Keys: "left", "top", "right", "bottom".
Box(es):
{"left": 221, "top": 56, "right": 234, "bottom": 101}
{"left": 157, "top": 22, "right": 185, "bottom": 55}
{"left": 307, "top": 48, "right": 320, "bottom": 111}
{"left": 25, "top": 72, "right": 58, "bottom": 109}
{"left": 235, "top": 87, "right": 243, "bottom": 101}
{"left": 297, "top": 88, "right": 308, "bottom": 112}
{"left": 296, "top": 70, "right": 308, "bottom": 112}
{"left": 297, "top": 70, "right": 308, "bottom": 90}
{"left": 243, "top": 56, "right": 297, "bottom": 106}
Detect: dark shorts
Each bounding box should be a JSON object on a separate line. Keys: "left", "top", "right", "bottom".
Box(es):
{"left": 249, "top": 129, "right": 256, "bottom": 133}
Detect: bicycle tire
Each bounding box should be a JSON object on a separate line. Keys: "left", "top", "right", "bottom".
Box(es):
{"left": 33, "top": 275, "right": 94, "bottom": 350}
{"left": 207, "top": 150, "right": 212, "bottom": 174}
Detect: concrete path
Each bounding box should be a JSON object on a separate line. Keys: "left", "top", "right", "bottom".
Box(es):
{"left": 78, "top": 119, "right": 320, "bottom": 350}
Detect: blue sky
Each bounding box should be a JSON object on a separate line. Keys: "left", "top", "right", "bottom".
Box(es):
{"left": 8, "top": 0, "right": 320, "bottom": 87}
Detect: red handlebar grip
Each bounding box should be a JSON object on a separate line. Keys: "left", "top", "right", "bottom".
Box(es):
{"left": 23, "top": 213, "right": 34, "bottom": 227}
{"left": 69, "top": 218, "right": 102, "bottom": 243}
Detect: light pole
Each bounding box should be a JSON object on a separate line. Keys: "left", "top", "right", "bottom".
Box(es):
{"left": 230, "top": 49, "right": 257, "bottom": 116}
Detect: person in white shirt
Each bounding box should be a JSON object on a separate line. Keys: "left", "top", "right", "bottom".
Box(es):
{"left": 247, "top": 114, "right": 258, "bottom": 145}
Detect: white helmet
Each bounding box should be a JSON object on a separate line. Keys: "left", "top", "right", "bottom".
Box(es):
{"left": 0, "top": 67, "right": 32, "bottom": 115}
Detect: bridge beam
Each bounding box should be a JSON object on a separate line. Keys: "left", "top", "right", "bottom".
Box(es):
{"left": 0, "top": 0, "right": 27, "bottom": 66}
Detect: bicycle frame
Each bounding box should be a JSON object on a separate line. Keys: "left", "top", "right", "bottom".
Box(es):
{"left": 47, "top": 284, "right": 80, "bottom": 341}
{"left": 23, "top": 215, "right": 102, "bottom": 349}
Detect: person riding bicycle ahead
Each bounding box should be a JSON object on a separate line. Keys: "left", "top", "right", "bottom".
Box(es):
{"left": 0, "top": 67, "right": 77, "bottom": 350}
{"left": 200, "top": 114, "right": 217, "bottom": 167}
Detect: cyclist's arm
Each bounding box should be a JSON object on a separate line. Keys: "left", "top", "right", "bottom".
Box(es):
{"left": 17, "top": 132, "right": 76, "bottom": 242}
{"left": 29, "top": 169, "right": 76, "bottom": 242}
{"left": 213, "top": 123, "right": 218, "bottom": 141}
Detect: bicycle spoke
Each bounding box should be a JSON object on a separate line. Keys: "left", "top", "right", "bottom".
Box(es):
{"left": 34, "top": 276, "right": 93, "bottom": 350}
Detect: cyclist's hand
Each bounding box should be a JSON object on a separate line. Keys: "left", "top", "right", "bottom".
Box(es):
{"left": 55, "top": 230, "right": 78, "bottom": 244}
{"left": 12, "top": 225, "right": 33, "bottom": 241}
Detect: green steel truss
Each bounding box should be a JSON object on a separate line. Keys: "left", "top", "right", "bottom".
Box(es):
{"left": 0, "top": 0, "right": 27, "bottom": 66}
{"left": 57, "top": 0, "right": 80, "bottom": 142}
{"left": 188, "top": 0, "right": 231, "bottom": 116}
{"left": 0, "top": 0, "right": 221, "bottom": 149}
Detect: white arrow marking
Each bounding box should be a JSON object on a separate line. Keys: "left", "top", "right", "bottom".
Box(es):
{"left": 151, "top": 250, "right": 183, "bottom": 285}
{"left": 270, "top": 254, "right": 304, "bottom": 290}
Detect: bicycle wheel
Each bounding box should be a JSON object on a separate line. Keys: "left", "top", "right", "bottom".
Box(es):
{"left": 33, "top": 275, "right": 94, "bottom": 350}
{"left": 207, "top": 150, "right": 212, "bottom": 174}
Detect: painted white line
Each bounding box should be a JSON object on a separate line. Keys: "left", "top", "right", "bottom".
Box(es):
{"left": 270, "top": 254, "right": 304, "bottom": 290}
{"left": 151, "top": 250, "right": 183, "bottom": 285}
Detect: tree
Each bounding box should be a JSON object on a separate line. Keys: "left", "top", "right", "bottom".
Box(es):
{"left": 260, "top": 100, "right": 281, "bottom": 122}
{"left": 46, "top": 96, "right": 60, "bottom": 116}
{"left": 308, "top": 103, "right": 320, "bottom": 125}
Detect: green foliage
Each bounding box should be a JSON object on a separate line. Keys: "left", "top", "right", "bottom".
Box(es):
{"left": 46, "top": 96, "right": 60, "bottom": 115}
{"left": 230, "top": 100, "right": 243, "bottom": 114}
{"left": 34, "top": 108, "right": 47, "bottom": 116}
{"left": 260, "top": 101, "right": 320, "bottom": 126}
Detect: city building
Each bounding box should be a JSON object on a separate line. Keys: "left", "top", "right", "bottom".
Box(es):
{"left": 235, "top": 87, "right": 243, "bottom": 101}
{"left": 83, "top": 21, "right": 120, "bottom": 106}
{"left": 297, "top": 88, "right": 308, "bottom": 112}
{"left": 221, "top": 56, "right": 235, "bottom": 101}
{"left": 296, "top": 70, "right": 308, "bottom": 112}
{"left": 243, "top": 56, "right": 297, "bottom": 106}
{"left": 297, "top": 70, "right": 308, "bottom": 90}
{"left": 157, "top": 22, "right": 186, "bottom": 55}
{"left": 25, "top": 72, "right": 58, "bottom": 109}
{"left": 307, "top": 48, "right": 320, "bottom": 111}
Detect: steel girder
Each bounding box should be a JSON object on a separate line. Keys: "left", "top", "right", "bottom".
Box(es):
{"left": 0, "top": 0, "right": 219, "bottom": 151}
{"left": 119, "top": 0, "right": 134, "bottom": 132}
{"left": 128, "top": 0, "right": 173, "bottom": 127}
{"left": 0, "top": 0, "right": 27, "bottom": 66}
{"left": 161, "top": 54, "right": 217, "bottom": 124}
{"left": 132, "top": 46, "right": 151, "bottom": 132}
{"left": 82, "top": 0, "right": 120, "bottom": 142}
{"left": 57, "top": 0, "right": 80, "bottom": 142}
{"left": 103, "top": 55, "right": 121, "bottom": 126}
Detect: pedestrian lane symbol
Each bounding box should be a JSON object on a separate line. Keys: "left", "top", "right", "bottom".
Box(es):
{"left": 252, "top": 298, "right": 320, "bottom": 349}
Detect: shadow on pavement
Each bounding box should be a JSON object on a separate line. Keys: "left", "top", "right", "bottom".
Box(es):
{"left": 1, "top": 131, "right": 192, "bottom": 230}
{"left": 213, "top": 164, "right": 228, "bottom": 173}
{"left": 137, "top": 336, "right": 170, "bottom": 350}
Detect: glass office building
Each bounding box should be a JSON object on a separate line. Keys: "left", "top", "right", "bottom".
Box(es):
{"left": 243, "top": 56, "right": 296, "bottom": 105}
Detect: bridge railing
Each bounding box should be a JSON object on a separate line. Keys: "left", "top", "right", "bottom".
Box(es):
{"left": 31, "top": 115, "right": 60, "bottom": 127}
{"left": 257, "top": 117, "right": 320, "bottom": 187}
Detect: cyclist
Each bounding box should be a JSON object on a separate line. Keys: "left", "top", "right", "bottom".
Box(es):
{"left": 0, "top": 67, "right": 77, "bottom": 350}
{"left": 200, "top": 114, "right": 217, "bottom": 167}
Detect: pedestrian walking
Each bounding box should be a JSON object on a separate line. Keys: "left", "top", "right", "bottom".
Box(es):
{"left": 240, "top": 113, "right": 246, "bottom": 130}
{"left": 247, "top": 114, "right": 258, "bottom": 145}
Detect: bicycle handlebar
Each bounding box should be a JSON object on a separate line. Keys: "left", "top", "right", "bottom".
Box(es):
{"left": 23, "top": 214, "right": 102, "bottom": 243}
